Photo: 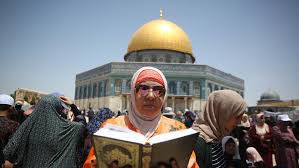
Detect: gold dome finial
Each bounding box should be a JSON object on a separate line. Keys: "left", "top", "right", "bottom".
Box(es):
{"left": 160, "top": 9, "right": 163, "bottom": 19}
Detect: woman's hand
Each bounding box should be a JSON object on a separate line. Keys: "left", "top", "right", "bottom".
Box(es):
{"left": 60, "top": 96, "right": 73, "bottom": 105}
{"left": 3, "top": 161, "right": 13, "bottom": 168}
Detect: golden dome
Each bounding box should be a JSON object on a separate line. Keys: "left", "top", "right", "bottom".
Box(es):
{"left": 125, "top": 19, "right": 194, "bottom": 62}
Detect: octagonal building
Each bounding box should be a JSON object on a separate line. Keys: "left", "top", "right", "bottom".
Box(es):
{"left": 74, "top": 17, "right": 244, "bottom": 112}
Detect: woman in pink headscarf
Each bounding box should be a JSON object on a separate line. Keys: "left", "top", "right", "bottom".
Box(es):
{"left": 83, "top": 66, "right": 198, "bottom": 168}
{"left": 246, "top": 147, "right": 265, "bottom": 168}
{"left": 248, "top": 112, "right": 273, "bottom": 168}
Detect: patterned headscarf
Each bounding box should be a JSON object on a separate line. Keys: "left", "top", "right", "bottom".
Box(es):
{"left": 129, "top": 66, "right": 168, "bottom": 137}
{"left": 192, "top": 90, "right": 247, "bottom": 142}
{"left": 4, "top": 95, "right": 86, "bottom": 167}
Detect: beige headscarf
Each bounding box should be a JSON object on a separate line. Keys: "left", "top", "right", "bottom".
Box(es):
{"left": 192, "top": 90, "right": 247, "bottom": 142}
{"left": 128, "top": 66, "right": 168, "bottom": 138}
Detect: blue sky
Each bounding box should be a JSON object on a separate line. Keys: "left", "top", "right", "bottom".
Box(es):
{"left": 0, "top": 0, "right": 298, "bottom": 106}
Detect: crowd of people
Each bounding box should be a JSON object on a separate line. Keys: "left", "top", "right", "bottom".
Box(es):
{"left": 1, "top": 66, "right": 299, "bottom": 168}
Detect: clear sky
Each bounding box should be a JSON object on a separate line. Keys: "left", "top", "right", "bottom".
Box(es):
{"left": 0, "top": 0, "right": 298, "bottom": 106}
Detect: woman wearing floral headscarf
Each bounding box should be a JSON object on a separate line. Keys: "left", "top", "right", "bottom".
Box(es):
{"left": 83, "top": 66, "right": 199, "bottom": 168}
{"left": 192, "top": 90, "right": 247, "bottom": 168}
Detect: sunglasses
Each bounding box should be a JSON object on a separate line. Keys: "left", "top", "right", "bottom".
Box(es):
{"left": 135, "top": 84, "right": 165, "bottom": 97}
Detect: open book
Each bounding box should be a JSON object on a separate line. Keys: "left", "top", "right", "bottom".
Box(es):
{"left": 92, "top": 124, "right": 198, "bottom": 168}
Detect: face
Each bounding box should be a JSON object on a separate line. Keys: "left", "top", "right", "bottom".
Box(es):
{"left": 225, "top": 113, "right": 244, "bottom": 132}
{"left": 225, "top": 142, "right": 236, "bottom": 155}
{"left": 135, "top": 81, "right": 165, "bottom": 119}
{"left": 278, "top": 120, "right": 288, "bottom": 129}
{"left": 256, "top": 114, "right": 265, "bottom": 125}
{"left": 170, "top": 159, "right": 179, "bottom": 168}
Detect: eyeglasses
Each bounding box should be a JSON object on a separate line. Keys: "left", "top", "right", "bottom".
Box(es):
{"left": 135, "top": 85, "right": 165, "bottom": 97}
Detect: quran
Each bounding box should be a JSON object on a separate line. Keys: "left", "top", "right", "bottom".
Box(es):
{"left": 92, "top": 124, "right": 198, "bottom": 168}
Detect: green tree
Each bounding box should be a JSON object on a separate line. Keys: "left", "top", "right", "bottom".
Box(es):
{"left": 30, "top": 96, "right": 36, "bottom": 105}
{"left": 10, "top": 93, "right": 16, "bottom": 100}
{"left": 24, "top": 95, "right": 29, "bottom": 102}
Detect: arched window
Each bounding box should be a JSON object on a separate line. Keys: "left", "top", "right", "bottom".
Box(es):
{"left": 98, "top": 82, "right": 102, "bottom": 97}
{"left": 180, "top": 81, "right": 189, "bottom": 95}
{"left": 126, "top": 80, "right": 131, "bottom": 92}
{"left": 165, "top": 55, "right": 171, "bottom": 63}
{"left": 168, "top": 81, "right": 176, "bottom": 94}
{"left": 136, "top": 56, "right": 142, "bottom": 62}
{"left": 114, "top": 79, "right": 122, "bottom": 95}
{"left": 75, "top": 87, "right": 78, "bottom": 99}
{"left": 208, "top": 83, "right": 213, "bottom": 95}
{"left": 158, "top": 57, "right": 164, "bottom": 62}
{"left": 194, "top": 81, "right": 200, "bottom": 95}
{"left": 93, "top": 83, "right": 97, "bottom": 98}
{"left": 103, "top": 80, "right": 107, "bottom": 96}
{"left": 83, "top": 85, "right": 87, "bottom": 99}
{"left": 88, "top": 84, "right": 92, "bottom": 98}
{"left": 78, "top": 86, "right": 82, "bottom": 99}
{"left": 179, "top": 56, "right": 186, "bottom": 63}
{"left": 151, "top": 55, "right": 157, "bottom": 62}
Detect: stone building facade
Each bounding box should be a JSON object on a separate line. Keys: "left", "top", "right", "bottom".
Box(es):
{"left": 74, "top": 17, "right": 244, "bottom": 112}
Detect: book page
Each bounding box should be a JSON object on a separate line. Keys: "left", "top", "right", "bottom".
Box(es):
{"left": 148, "top": 128, "right": 197, "bottom": 145}
{"left": 94, "top": 124, "right": 147, "bottom": 144}
{"left": 149, "top": 128, "right": 199, "bottom": 168}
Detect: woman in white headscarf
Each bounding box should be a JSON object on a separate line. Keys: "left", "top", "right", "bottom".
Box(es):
{"left": 83, "top": 66, "right": 199, "bottom": 168}
{"left": 192, "top": 90, "right": 247, "bottom": 168}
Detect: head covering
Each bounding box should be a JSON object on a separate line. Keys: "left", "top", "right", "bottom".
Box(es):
{"left": 277, "top": 114, "right": 291, "bottom": 122}
{"left": 22, "top": 101, "right": 34, "bottom": 116}
{"left": 135, "top": 69, "right": 165, "bottom": 86}
{"left": 50, "top": 92, "right": 70, "bottom": 110}
{"left": 256, "top": 112, "right": 264, "bottom": 122}
{"left": 192, "top": 90, "right": 247, "bottom": 142}
{"left": 129, "top": 66, "right": 168, "bottom": 137}
{"left": 0, "top": 94, "right": 14, "bottom": 106}
{"left": 239, "top": 114, "right": 250, "bottom": 128}
{"left": 222, "top": 136, "right": 241, "bottom": 160}
{"left": 4, "top": 95, "right": 85, "bottom": 167}
{"left": 86, "top": 107, "right": 114, "bottom": 134}
{"left": 184, "top": 111, "right": 196, "bottom": 121}
{"left": 21, "top": 101, "right": 32, "bottom": 112}
{"left": 246, "top": 147, "right": 263, "bottom": 162}
{"left": 15, "top": 100, "right": 23, "bottom": 105}
{"left": 255, "top": 112, "right": 269, "bottom": 136}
